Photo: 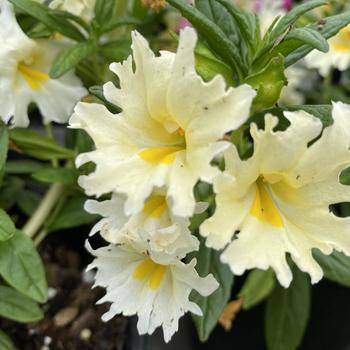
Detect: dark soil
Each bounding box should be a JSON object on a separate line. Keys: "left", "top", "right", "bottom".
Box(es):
{"left": 0, "top": 234, "right": 128, "bottom": 350}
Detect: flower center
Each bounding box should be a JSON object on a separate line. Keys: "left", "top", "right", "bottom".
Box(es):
{"left": 330, "top": 26, "right": 350, "bottom": 52}
{"left": 17, "top": 62, "right": 49, "bottom": 90}
{"left": 138, "top": 127, "right": 186, "bottom": 165}
{"left": 250, "top": 178, "right": 284, "bottom": 227}
{"left": 132, "top": 258, "right": 167, "bottom": 290}
{"left": 142, "top": 195, "right": 167, "bottom": 219}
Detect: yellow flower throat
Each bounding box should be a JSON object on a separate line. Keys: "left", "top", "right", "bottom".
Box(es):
{"left": 330, "top": 26, "right": 350, "bottom": 52}
{"left": 17, "top": 62, "right": 49, "bottom": 90}
{"left": 132, "top": 258, "right": 167, "bottom": 290}
{"left": 250, "top": 177, "right": 284, "bottom": 227}
{"left": 139, "top": 127, "right": 186, "bottom": 164}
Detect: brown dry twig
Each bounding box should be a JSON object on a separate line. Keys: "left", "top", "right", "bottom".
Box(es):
{"left": 218, "top": 299, "right": 243, "bottom": 332}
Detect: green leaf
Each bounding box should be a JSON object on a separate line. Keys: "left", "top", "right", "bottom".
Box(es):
{"left": 48, "top": 195, "right": 98, "bottom": 232}
{"left": 100, "top": 39, "right": 132, "bottom": 62}
{"left": 50, "top": 41, "right": 95, "bottom": 79}
{"left": 32, "top": 167, "right": 78, "bottom": 184}
{"left": 99, "top": 16, "right": 140, "bottom": 34}
{"left": 245, "top": 55, "right": 286, "bottom": 111}
{"left": 249, "top": 104, "right": 333, "bottom": 131}
{"left": 4, "top": 160, "right": 45, "bottom": 174}
{"left": 0, "top": 123, "right": 8, "bottom": 185}
{"left": 17, "top": 190, "right": 41, "bottom": 216}
{"left": 286, "top": 27, "right": 329, "bottom": 53}
{"left": 0, "top": 285, "right": 43, "bottom": 323}
{"left": 284, "top": 104, "right": 333, "bottom": 127}
{"left": 9, "top": 128, "right": 75, "bottom": 160}
{"left": 286, "top": 11, "right": 350, "bottom": 67}
{"left": 94, "top": 0, "right": 115, "bottom": 26}
{"left": 48, "top": 9, "right": 90, "bottom": 33}
{"left": 9, "top": 0, "right": 86, "bottom": 41}
{"left": 167, "top": 0, "right": 245, "bottom": 81}
{"left": 215, "top": 0, "right": 259, "bottom": 53}
{"left": 195, "top": 0, "right": 239, "bottom": 43}
{"left": 269, "top": 0, "right": 327, "bottom": 43}
{"left": 191, "top": 240, "right": 233, "bottom": 342}
{"left": 0, "top": 230, "right": 48, "bottom": 303}
{"left": 195, "top": 41, "right": 234, "bottom": 86}
{"left": 238, "top": 269, "right": 275, "bottom": 310}
{"left": 0, "top": 330, "right": 16, "bottom": 350}
{"left": 0, "top": 209, "right": 16, "bottom": 242}
{"left": 314, "top": 250, "right": 350, "bottom": 287}
{"left": 265, "top": 268, "right": 310, "bottom": 350}
{"left": 0, "top": 177, "right": 25, "bottom": 211}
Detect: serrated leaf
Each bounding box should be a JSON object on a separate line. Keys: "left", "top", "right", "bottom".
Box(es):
{"left": 32, "top": 167, "right": 77, "bottom": 184}
{"left": 48, "top": 195, "right": 98, "bottom": 232}
{"left": 191, "top": 240, "right": 233, "bottom": 342}
{"left": 0, "top": 230, "right": 48, "bottom": 303}
{"left": 238, "top": 269, "right": 275, "bottom": 310}
{"left": 0, "top": 329, "right": 16, "bottom": 350}
{"left": 0, "top": 285, "right": 43, "bottom": 323}
{"left": 286, "top": 11, "right": 350, "bottom": 67}
{"left": 9, "top": 0, "right": 86, "bottom": 41}
{"left": 167, "top": 0, "right": 245, "bottom": 80}
{"left": 9, "top": 128, "right": 74, "bottom": 160}
{"left": 50, "top": 41, "right": 95, "bottom": 79}
{"left": 0, "top": 209, "right": 15, "bottom": 242}
{"left": 265, "top": 268, "right": 310, "bottom": 350}
{"left": 314, "top": 250, "right": 350, "bottom": 287}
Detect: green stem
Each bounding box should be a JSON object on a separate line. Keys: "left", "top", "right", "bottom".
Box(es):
{"left": 33, "top": 228, "right": 48, "bottom": 247}
{"left": 22, "top": 183, "right": 65, "bottom": 238}
{"left": 45, "top": 123, "right": 58, "bottom": 168}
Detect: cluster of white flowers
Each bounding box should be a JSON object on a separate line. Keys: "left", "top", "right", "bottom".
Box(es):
{"left": 70, "top": 26, "right": 350, "bottom": 341}
{"left": 70, "top": 27, "right": 256, "bottom": 341}
{"left": 3, "top": 0, "right": 350, "bottom": 342}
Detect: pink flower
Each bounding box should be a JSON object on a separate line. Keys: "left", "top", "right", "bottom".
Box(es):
{"left": 283, "top": 0, "right": 293, "bottom": 10}
{"left": 176, "top": 18, "right": 192, "bottom": 33}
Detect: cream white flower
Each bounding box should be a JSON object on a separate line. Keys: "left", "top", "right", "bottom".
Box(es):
{"left": 49, "top": 0, "right": 96, "bottom": 23}
{"left": 305, "top": 24, "right": 350, "bottom": 76}
{"left": 87, "top": 238, "right": 218, "bottom": 342}
{"left": 0, "top": 0, "right": 87, "bottom": 127}
{"left": 200, "top": 102, "right": 350, "bottom": 287}
{"left": 70, "top": 28, "right": 255, "bottom": 217}
{"left": 85, "top": 191, "right": 200, "bottom": 258}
